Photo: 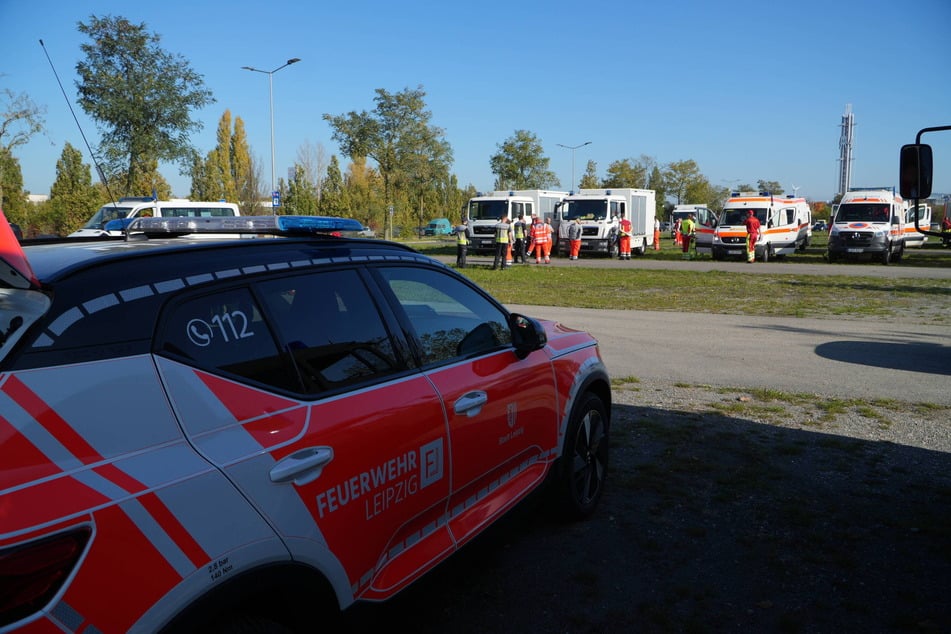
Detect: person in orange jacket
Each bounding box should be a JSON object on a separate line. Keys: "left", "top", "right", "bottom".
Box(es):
{"left": 744, "top": 209, "right": 761, "bottom": 263}
{"left": 618, "top": 211, "right": 633, "bottom": 260}
{"left": 530, "top": 216, "right": 553, "bottom": 263}
{"left": 653, "top": 217, "right": 661, "bottom": 251}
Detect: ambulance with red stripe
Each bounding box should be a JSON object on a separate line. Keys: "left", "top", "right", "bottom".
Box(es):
{"left": 827, "top": 187, "right": 907, "bottom": 264}
{"left": 711, "top": 191, "right": 812, "bottom": 262}
{"left": 0, "top": 213, "right": 610, "bottom": 632}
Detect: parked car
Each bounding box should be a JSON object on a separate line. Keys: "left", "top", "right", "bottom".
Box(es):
{"left": 423, "top": 217, "right": 452, "bottom": 236}
{"left": 0, "top": 215, "right": 610, "bottom": 632}
{"left": 813, "top": 220, "right": 828, "bottom": 232}
{"left": 8, "top": 221, "right": 22, "bottom": 240}
{"left": 357, "top": 224, "right": 376, "bottom": 238}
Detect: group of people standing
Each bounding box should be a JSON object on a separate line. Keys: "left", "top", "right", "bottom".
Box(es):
{"left": 452, "top": 215, "right": 557, "bottom": 269}
{"left": 453, "top": 210, "right": 764, "bottom": 266}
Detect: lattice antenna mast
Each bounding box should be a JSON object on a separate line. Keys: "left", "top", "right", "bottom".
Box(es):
{"left": 837, "top": 104, "right": 854, "bottom": 196}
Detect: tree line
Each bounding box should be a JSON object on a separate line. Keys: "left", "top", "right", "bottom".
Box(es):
{"left": 2, "top": 15, "right": 832, "bottom": 238}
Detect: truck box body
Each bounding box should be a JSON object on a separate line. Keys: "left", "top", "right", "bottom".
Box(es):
{"left": 465, "top": 190, "right": 567, "bottom": 253}
{"left": 555, "top": 188, "right": 656, "bottom": 256}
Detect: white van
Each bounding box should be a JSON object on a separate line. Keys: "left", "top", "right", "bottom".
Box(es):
{"left": 69, "top": 198, "right": 241, "bottom": 237}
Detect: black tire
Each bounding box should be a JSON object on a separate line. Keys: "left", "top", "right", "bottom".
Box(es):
{"left": 550, "top": 392, "right": 609, "bottom": 520}
{"left": 893, "top": 242, "right": 904, "bottom": 263}
{"left": 634, "top": 238, "right": 646, "bottom": 256}
{"left": 827, "top": 250, "right": 838, "bottom": 263}
{"left": 759, "top": 243, "right": 771, "bottom": 263}
{"left": 881, "top": 243, "right": 891, "bottom": 265}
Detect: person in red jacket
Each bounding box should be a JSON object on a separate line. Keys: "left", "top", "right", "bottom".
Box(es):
{"left": 744, "top": 209, "right": 761, "bottom": 263}
{"left": 618, "top": 211, "right": 633, "bottom": 260}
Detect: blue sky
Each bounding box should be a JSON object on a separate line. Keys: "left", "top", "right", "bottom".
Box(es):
{"left": 2, "top": 0, "right": 950, "bottom": 203}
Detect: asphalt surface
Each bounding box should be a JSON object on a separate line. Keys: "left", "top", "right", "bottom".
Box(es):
{"left": 430, "top": 252, "right": 951, "bottom": 406}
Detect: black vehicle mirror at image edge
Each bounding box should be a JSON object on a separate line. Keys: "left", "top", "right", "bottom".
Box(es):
{"left": 510, "top": 313, "right": 547, "bottom": 359}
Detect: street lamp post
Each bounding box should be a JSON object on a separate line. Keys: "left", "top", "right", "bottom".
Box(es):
{"left": 241, "top": 58, "right": 301, "bottom": 202}
{"left": 557, "top": 141, "right": 591, "bottom": 191}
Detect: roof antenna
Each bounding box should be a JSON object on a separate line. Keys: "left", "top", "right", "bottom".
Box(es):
{"left": 38, "top": 39, "right": 118, "bottom": 207}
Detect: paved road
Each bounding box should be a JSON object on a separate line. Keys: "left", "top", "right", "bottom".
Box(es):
{"left": 429, "top": 250, "right": 951, "bottom": 404}
{"left": 506, "top": 304, "right": 951, "bottom": 406}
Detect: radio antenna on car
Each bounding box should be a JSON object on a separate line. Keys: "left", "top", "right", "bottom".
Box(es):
{"left": 38, "top": 39, "right": 119, "bottom": 207}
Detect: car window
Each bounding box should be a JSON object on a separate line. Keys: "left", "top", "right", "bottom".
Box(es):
{"left": 256, "top": 269, "right": 402, "bottom": 394}
{"left": 158, "top": 286, "right": 299, "bottom": 391}
{"left": 376, "top": 266, "right": 511, "bottom": 365}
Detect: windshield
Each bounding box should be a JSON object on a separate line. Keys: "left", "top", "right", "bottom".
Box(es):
{"left": 82, "top": 205, "right": 135, "bottom": 230}
{"left": 563, "top": 199, "right": 608, "bottom": 221}
{"left": 836, "top": 203, "right": 890, "bottom": 223}
{"left": 720, "top": 209, "right": 766, "bottom": 225}
{"left": 468, "top": 200, "right": 509, "bottom": 221}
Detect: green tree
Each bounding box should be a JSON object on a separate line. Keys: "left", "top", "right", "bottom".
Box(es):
{"left": 76, "top": 15, "right": 214, "bottom": 196}
{"left": 49, "top": 142, "right": 104, "bottom": 234}
{"left": 648, "top": 165, "right": 667, "bottom": 217}
{"left": 209, "top": 111, "right": 238, "bottom": 202}
{"left": 579, "top": 160, "right": 599, "bottom": 189}
{"left": 603, "top": 158, "right": 648, "bottom": 188}
{"left": 0, "top": 149, "right": 26, "bottom": 223}
{"left": 319, "top": 155, "right": 345, "bottom": 217}
{"left": 489, "top": 130, "right": 559, "bottom": 190}
{"left": 285, "top": 164, "right": 319, "bottom": 214}
{"left": 324, "top": 85, "right": 452, "bottom": 229}
{"left": 757, "top": 180, "right": 784, "bottom": 195}
{"left": 663, "top": 160, "right": 706, "bottom": 205}
{"left": 1, "top": 87, "right": 46, "bottom": 218}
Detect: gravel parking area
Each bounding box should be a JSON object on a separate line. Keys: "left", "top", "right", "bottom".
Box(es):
{"left": 343, "top": 381, "right": 951, "bottom": 633}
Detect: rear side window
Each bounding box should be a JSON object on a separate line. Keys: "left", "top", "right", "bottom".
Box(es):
{"left": 158, "top": 287, "right": 299, "bottom": 391}
{"left": 256, "top": 269, "right": 402, "bottom": 394}
{"left": 376, "top": 266, "right": 511, "bottom": 365}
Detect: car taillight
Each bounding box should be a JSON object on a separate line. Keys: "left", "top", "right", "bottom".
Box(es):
{"left": 0, "top": 527, "right": 90, "bottom": 627}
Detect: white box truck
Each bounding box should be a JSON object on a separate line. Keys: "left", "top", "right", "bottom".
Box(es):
{"left": 554, "top": 188, "right": 656, "bottom": 257}
{"left": 464, "top": 190, "right": 567, "bottom": 253}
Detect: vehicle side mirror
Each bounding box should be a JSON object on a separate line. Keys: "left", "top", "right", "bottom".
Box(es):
{"left": 900, "top": 144, "right": 933, "bottom": 199}
{"left": 509, "top": 313, "right": 547, "bottom": 359}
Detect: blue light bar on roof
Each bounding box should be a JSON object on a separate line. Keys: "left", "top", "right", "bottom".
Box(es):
{"left": 277, "top": 216, "right": 364, "bottom": 232}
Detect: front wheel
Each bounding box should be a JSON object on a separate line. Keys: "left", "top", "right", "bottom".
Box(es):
{"left": 881, "top": 243, "right": 891, "bottom": 265}
{"left": 550, "top": 392, "right": 609, "bottom": 520}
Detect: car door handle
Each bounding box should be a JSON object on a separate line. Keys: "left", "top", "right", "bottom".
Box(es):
{"left": 269, "top": 446, "right": 334, "bottom": 485}
{"left": 454, "top": 391, "right": 487, "bottom": 417}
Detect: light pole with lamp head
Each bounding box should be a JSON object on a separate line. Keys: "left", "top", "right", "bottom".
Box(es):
{"left": 241, "top": 58, "right": 301, "bottom": 203}
{"left": 557, "top": 141, "right": 591, "bottom": 191}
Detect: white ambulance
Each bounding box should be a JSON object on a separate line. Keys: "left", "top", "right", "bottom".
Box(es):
{"left": 827, "top": 187, "right": 907, "bottom": 264}
{"left": 903, "top": 202, "right": 932, "bottom": 248}
{"left": 711, "top": 192, "right": 812, "bottom": 261}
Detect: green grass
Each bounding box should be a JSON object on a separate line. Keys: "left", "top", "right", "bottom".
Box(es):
{"left": 409, "top": 236, "right": 951, "bottom": 323}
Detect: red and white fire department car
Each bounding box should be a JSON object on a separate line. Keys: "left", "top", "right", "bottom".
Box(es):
{"left": 0, "top": 213, "right": 610, "bottom": 632}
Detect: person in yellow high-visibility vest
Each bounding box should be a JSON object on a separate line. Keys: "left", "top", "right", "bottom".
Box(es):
{"left": 680, "top": 214, "right": 696, "bottom": 260}
{"left": 492, "top": 217, "right": 513, "bottom": 270}
{"left": 453, "top": 219, "right": 471, "bottom": 268}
